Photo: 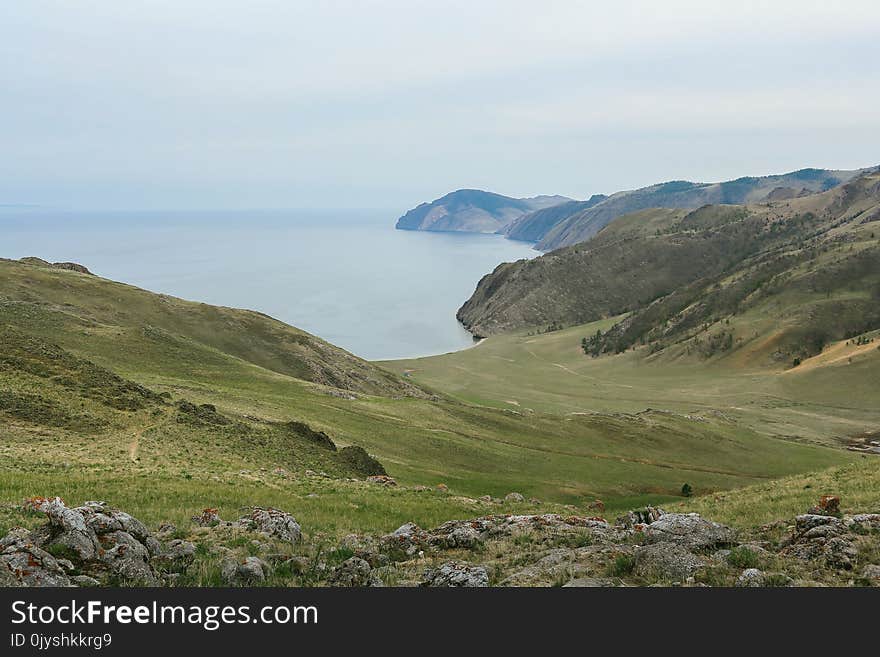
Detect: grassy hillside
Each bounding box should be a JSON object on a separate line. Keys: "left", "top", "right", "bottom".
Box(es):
{"left": 458, "top": 172, "right": 880, "bottom": 342}
{"left": 0, "top": 258, "right": 855, "bottom": 540}
{"left": 383, "top": 313, "right": 880, "bottom": 446}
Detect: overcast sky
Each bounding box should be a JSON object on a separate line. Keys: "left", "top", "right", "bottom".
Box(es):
{"left": 2, "top": 1, "right": 879, "bottom": 211}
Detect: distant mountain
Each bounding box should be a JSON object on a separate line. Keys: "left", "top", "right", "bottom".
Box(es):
{"left": 502, "top": 195, "right": 607, "bottom": 242}
{"left": 526, "top": 167, "right": 872, "bottom": 250}
{"left": 395, "top": 189, "right": 572, "bottom": 234}
{"left": 458, "top": 170, "right": 880, "bottom": 354}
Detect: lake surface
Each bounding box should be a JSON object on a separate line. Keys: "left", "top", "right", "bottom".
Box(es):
{"left": 0, "top": 209, "right": 537, "bottom": 360}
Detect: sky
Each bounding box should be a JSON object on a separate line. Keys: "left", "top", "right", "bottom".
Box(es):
{"left": 2, "top": 0, "right": 880, "bottom": 211}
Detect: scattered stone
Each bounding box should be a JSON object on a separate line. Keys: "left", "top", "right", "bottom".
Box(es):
{"left": 504, "top": 492, "right": 524, "bottom": 503}
{"left": 420, "top": 561, "right": 488, "bottom": 587}
{"left": 192, "top": 508, "right": 223, "bottom": 527}
{"left": 366, "top": 475, "right": 397, "bottom": 487}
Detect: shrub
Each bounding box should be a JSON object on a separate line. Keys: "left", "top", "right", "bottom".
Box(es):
{"left": 726, "top": 546, "right": 759, "bottom": 569}
{"left": 608, "top": 553, "right": 635, "bottom": 577}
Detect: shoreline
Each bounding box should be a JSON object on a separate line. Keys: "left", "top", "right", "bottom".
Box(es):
{"left": 377, "top": 336, "right": 488, "bottom": 363}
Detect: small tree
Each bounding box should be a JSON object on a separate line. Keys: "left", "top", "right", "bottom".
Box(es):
{"left": 681, "top": 483, "right": 692, "bottom": 497}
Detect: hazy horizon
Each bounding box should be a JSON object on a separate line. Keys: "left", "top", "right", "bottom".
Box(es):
{"left": 3, "top": 1, "right": 880, "bottom": 212}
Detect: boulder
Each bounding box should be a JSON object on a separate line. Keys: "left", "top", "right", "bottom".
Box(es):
{"left": 420, "top": 561, "right": 488, "bottom": 587}
{"left": 329, "top": 557, "right": 381, "bottom": 587}
{"left": 0, "top": 500, "right": 165, "bottom": 586}
{"left": 735, "top": 568, "right": 765, "bottom": 587}
{"left": 381, "top": 522, "right": 428, "bottom": 557}
{"left": 634, "top": 543, "right": 704, "bottom": 581}
{"left": 644, "top": 513, "right": 735, "bottom": 550}
{"left": 861, "top": 564, "right": 880, "bottom": 583}
{"left": 562, "top": 577, "right": 615, "bottom": 587}
{"left": 237, "top": 507, "right": 302, "bottom": 544}
{"left": 221, "top": 556, "right": 267, "bottom": 585}
{"left": 504, "top": 492, "right": 525, "bottom": 503}
{"left": 0, "top": 532, "right": 72, "bottom": 587}
{"left": 152, "top": 539, "right": 196, "bottom": 571}
{"left": 445, "top": 524, "right": 483, "bottom": 549}
{"left": 500, "top": 548, "right": 596, "bottom": 586}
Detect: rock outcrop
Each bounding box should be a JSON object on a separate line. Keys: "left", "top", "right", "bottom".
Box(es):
{"left": 420, "top": 562, "right": 489, "bottom": 587}
{"left": 1, "top": 498, "right": 174, "bottom": 586}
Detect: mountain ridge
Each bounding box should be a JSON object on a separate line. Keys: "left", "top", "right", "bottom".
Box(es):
{"left": 395, "top": 189, "right": 571, "bottom": 233}
{"left": 457, "top": 170, "right": 880, "bottom": 357}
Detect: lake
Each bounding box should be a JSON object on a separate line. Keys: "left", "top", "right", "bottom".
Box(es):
{"left": 0, "top": 209, "right": 537, "bottom": 360}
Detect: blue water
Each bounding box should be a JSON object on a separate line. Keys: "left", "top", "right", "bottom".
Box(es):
{"left": 0, "top": 209, "right": 536, "bottom": 360}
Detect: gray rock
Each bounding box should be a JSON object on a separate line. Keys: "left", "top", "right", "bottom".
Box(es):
{"left": 445, "top": 524, "right": 483, "bottom": 549}
{"left": 99, "top": 531, "right": 161, "bottom": 585}
{"left": 861, "top": 564, "right": 880, "bottom": 582}
{"left": 329, "top": 557, "right": 381, "bottom": 587}
{"left": 41, "top": 499, "right": 100, "bottom": 561}
{"left": 72, "top": 575, "right": 101, "bottom": 587}
{"left": 735, "top": 568, "right": 765, "bottom": 587}
{"left": 501, "top": 548, "right": 591, "bottom": 586}
{"left": 823, "top": 537, "right": 858, "bottom": 570}
{"left": 152, "top": 539, "right": 196, "bottom": 572}
{"left": 563, "top": 577, "right": 615, "bottom": 587}
{"left": 0, "top": 535, "right": 72, "bottom": 587}
{"left": 420, "top": 561, "right": 489, "bottom": 587}
{"left": 0, "top": 500, "right": 164, "bottom": 586}
{"left": 644, "top": 513, "right": 735, "bottom": 550}
{"left": 504, "top": 492, "right": 525, "bottom": 503}
{"left": 795, "top": 514, "right": 839, "bottom": 532}
{"left": 221, "top": 556, "right": 267, "bottom": 585}
{"left": 237, "top": 507, "right": 302, "bottom": 544}
{"left": 634, "top": 542, "right": 704, "bottom": 581}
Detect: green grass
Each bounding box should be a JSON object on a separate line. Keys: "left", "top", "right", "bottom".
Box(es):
{"left": 0, "top": 257, "right": 866, "bottom": 540}
{"left": 381, "top": 314, "right": 880, "bottom": 445}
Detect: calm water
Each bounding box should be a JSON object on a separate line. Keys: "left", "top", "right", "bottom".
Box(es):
{"left": 0, "top": 209, "right": 536, "bottom": 360}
